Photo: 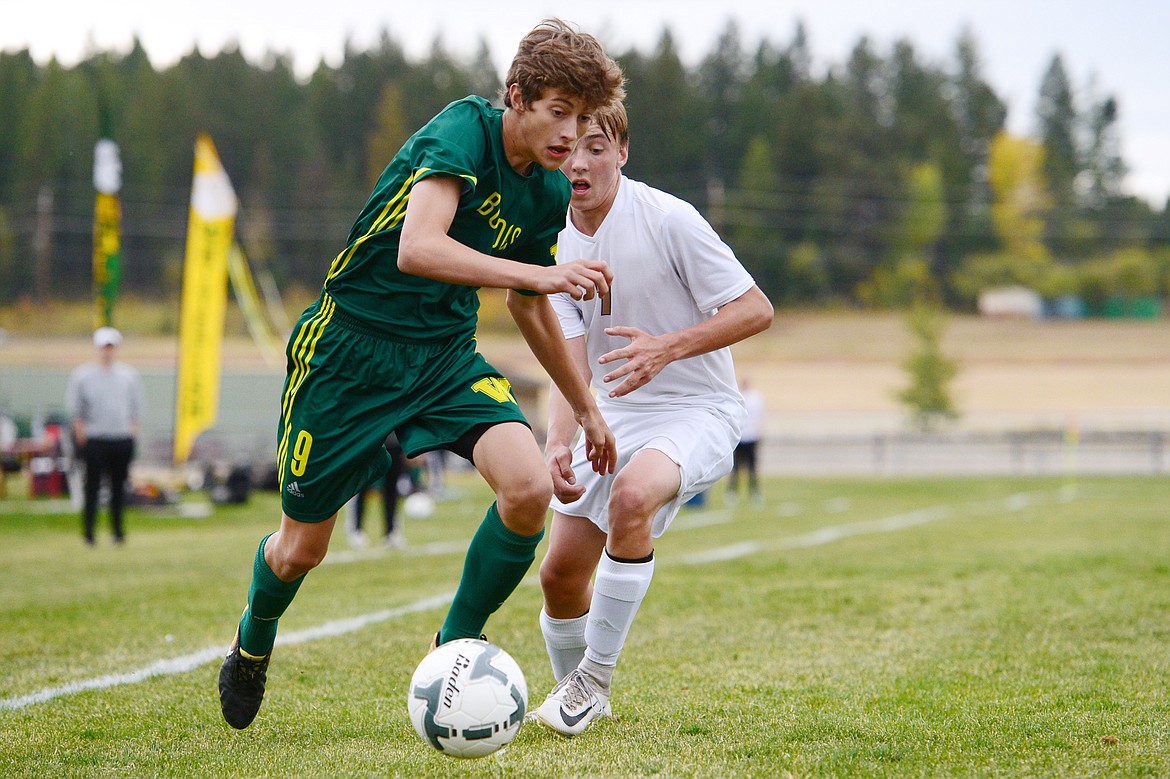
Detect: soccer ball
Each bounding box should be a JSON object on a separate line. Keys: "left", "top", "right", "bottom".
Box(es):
{"left": 403, "top": 491, "right": 436, "bottom": 519}
{"left": 407, "top": 638, "right": 528, "bottom": 759}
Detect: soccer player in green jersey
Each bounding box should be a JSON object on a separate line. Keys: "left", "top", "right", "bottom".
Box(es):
{"left": 218, "top": 19, "right": 624, "bottom": 730}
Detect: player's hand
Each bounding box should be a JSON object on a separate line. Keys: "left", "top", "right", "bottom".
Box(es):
{"left": 598, "top": 326, "right": 674, "bottom": 398}
{"left": 533, "top": 259, "right": 613, "bottom": 300}
{"left": 546, "top": 444, "right": 585, "bottom": 503}
{"left": 578, "top": 407, "right": 617, "bottom": 475}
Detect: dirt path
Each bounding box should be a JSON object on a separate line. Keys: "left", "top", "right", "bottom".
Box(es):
{"left": 484, "top": 311, "right": 1170, "bottom": 431}
{"left": 5, "top": 311, "right": 1169, "bottom": 432}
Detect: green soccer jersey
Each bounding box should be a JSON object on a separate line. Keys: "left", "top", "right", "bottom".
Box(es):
{"left": 321, "top": 95, "right": 570, "bottom": 341}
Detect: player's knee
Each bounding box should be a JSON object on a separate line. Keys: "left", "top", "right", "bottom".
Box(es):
{"left": 538, "top": 555, "right": 568, "bottom": 597}
{"left": 270, "top": 541, "right": 327, "bottom": 579}
{"left": 497, "top": 473, "right": 553, "bottom": 525}
{"left": 539, "top": 554, "right": 588, "bottom": 609}
{"left": 608, "top": 480, "right": 660, "bottom": 525}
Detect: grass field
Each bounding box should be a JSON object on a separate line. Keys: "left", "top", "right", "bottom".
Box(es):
{"left": 2, "top": 471, "right": 1168, "bottom": 777}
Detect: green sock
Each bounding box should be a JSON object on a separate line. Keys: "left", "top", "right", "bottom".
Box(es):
{"left": 238, "top": 533, "right": 304, "bottom": 656}
{"left": 440, "top": 502, "right": 542, "bottom": 643}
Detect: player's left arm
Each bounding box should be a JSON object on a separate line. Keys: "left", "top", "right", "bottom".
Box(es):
{"left": 544, "top": 333, "right": 591, "bottom": 503}
{"left": 399, "top": 177, "right": 611, "bottom": 298}
{"left": 599, "top": 285, "right": 774, "bottom": 398}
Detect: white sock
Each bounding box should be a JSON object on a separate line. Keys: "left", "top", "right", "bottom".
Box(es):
{"left": 540, "top": 609, "right": 588, "bottom": 683}
{"left": 583, "top": 551, "right": 655, "bottom": 690}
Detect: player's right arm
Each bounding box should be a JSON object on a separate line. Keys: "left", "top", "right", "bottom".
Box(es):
{"left": 398, "top": 176, "right": 613, "bottom": 300}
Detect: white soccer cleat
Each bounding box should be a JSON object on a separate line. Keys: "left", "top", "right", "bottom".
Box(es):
{"left": 531, "top": 669, "right": 611, "bottom": 736}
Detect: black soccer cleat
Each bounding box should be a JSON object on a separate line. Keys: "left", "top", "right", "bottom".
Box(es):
{"left": 218, "top": 630, "right": 271, "bottom": 729}
{"left": 428, "top": 630, "right": 487, "bottom": 653}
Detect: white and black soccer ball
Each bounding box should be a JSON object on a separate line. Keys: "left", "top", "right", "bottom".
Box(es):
{"left": 407, "top": 638, "right": 528, "bottom": 759}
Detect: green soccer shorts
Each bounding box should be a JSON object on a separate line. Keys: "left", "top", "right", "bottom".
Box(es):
{"left": 276, "top": 293, "right": 529, "bottom": 521}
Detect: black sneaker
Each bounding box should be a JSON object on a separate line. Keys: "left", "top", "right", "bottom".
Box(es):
{"left": 218, "top": 630, "right": 270, "bottom": 729}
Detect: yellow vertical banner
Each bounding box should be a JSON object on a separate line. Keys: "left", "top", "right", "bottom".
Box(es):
{"left": 173, "top": 134, "right": 237, "bottom": 464}
{"left": 92, "top": 139, "right": 122, "bottom": 327}
{"left": 228, "top": 242, "right": 285, "bottom": 368}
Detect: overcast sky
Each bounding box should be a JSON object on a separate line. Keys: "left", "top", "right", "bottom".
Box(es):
{"left": 5, "top": 0, "right": 1168, "bottom": 206}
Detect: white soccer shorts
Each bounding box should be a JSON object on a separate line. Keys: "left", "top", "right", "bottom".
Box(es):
{"left": 551, "top": 403, "right": 739, "bottom": 538}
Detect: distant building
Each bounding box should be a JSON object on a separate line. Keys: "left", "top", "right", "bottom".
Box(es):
{"left": 977, "top": 286, "right": 1044, "bottom": 319}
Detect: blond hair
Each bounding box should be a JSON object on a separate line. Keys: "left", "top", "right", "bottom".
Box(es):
{"left": 504, "top": 19, "right": 625, "bottom": 111}
{"left": 591, "top": 101, "right": 629, "bottom": 146}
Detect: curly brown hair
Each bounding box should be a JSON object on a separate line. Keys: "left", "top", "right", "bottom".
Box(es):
{"left": 503, "top": 19, "right": 625, "bottom": 112}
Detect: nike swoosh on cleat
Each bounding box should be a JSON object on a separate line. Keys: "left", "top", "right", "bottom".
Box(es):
{"left": 559, "top": 704, "right": 593, "bottom": 727}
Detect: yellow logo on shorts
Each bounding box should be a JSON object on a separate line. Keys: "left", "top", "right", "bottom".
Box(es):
{"left": 471, "top": 377, "right": 517, "bottom": 404}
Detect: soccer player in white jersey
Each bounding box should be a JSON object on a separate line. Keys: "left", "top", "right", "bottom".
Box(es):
{"left": 531, "top": 102, "right": 774, "bottom": 736}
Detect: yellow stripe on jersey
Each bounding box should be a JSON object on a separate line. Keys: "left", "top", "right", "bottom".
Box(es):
{"left": 369, "top": 168, "right": 426, "bottom": 233}
{"left": 323, "top": 171, "right": 418, "bottom": 282}
{"left": 323, "top": 169, "right": 477, "bottom": 283}
{"left": 276, "top": 293, "right": 336, "bottom": 487}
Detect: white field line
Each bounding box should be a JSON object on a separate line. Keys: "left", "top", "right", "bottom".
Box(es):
{"left": 680, "top": 488, "right": 1069, "bottom": 566}
{"left": 2, "top": 487, "right": 1075, "bottom": 711}
{"left": 323, "top": 540, "right": 467, "bottom": 565}
{"left": 0, "top": 503, "right": 762, "bottom": 710}
{"left": 682, "top": 540, "right": 765, "bottom": 564}
{"left": 670, "top": 508, "right": 734, "bottom": 530}
{"left": 776, "top": 506, "right": 952, "bottom": 551}
{"left": 0, "top": 592, "right": 453, "bottom": 712}
{"left": 681, "top": 504, "right": 951, "bottom": 565}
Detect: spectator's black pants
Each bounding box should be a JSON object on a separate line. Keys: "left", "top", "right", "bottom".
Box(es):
{"left": 81, "top": 437, "right": 134, "bottom": 542}
{"left": 730, "top": 440, "right": 760, "bottom": 495}
{"left": 352, "top": 443, "right": 408, "bottom": 536}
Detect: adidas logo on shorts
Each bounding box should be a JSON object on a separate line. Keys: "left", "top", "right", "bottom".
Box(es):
{"left": 285, "top": 481, "right": 304, "bottom": 498}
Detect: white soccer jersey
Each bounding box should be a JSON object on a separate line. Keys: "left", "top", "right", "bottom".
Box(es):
{"left": 551, "top": 175, "right": 756, "bottom": 416}
{"left": 549, "top": 176, "right": 758, "bottom": 534}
